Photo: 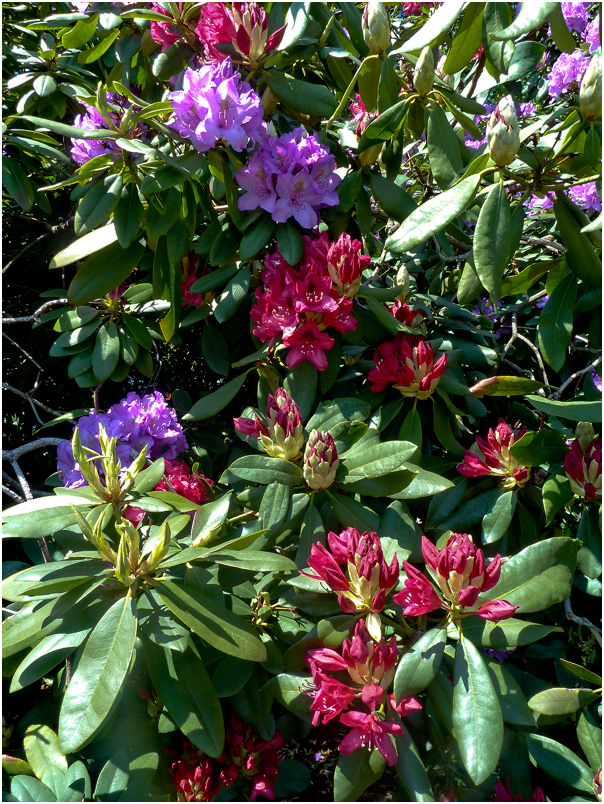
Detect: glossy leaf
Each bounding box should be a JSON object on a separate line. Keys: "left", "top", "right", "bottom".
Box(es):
{"left": 474, "top": 182, "right": 510, "bottom": 301}
{"left": 490, "top": 2, "right": 558, "bottom": 40}
{"left": 226, "top": 455, "right": 304, "bottom": 486}
{"left": 526, "top": 733, "right": 594, "bottom": 793}
{"left": 184, "top": 373, "right": 248, "bottom": 421}
{"left": 267, "top": 71, "right": 337, "bottom": 118}
{"left": 528, "top": 687, "right": 599, "bottom": 716}
{"left": 510, "top": 429, "right": 569, "bottom": 466}
{"left": 538, "top": 274, "right": 576, "bottom": 372}
{"left": 392, "top": 1, "right": 465, "bottom": 53}
{"left": 333, "top": 748, "right": 386, "bottom": 802}
{"left": 74, "top": 174, "right": 123, "bottom": 237}
{"left": 394, "top": 626, "right": 448, "bottom": 700}
{"left": 427, "top": 106, "right": 464, "bottom": 189}
{"left": 481, "top": 490, "right": 516, "bottom": 544}
{"left": 67, "top": 240, "right": 144, "bottom": 306}
{"left": 443, "top": 3, "right": 485, "bottom": 75}
{"left": 525, "top": 396, "right": 603, "bottom": 423}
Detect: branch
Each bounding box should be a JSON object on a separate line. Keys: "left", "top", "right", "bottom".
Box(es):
{"left": 564, "top": 597, "right": 602, "bottom": 647}
{"left": 3, "top": 217, "right": 74, "bottom": 274}
{"left": 2, "top": 484, "right": 23, "bottom": 502}
{"left": 2, "top": 383, "right": 64, "bottom": 417}
{"left": 549, "top": 356, "right": 603, "bottom": 401}
{"left": 3, "top": 438, "right": 65, "bottom": 461}
{"left": 519, "top": 236, "right": 566, "bottom": 254}
{"left": 3, "top": 297, "right": 69, "bottom": 325}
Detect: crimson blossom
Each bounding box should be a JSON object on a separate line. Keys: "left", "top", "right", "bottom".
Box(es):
{"left": 565, "top": 436, "right": 602, "bottom": 500}
{"left": 234, "top": 387, "right": 304, "bottom": 461}
{"left": 368, "top": 333, "right": 447, "bottom": 398}
{"left": 196, "top": 2, "right": 285, "bottom": 64}
{"left": 393, "top": 534, "right": 518, "bottom": 623}
{"left": 490, "top": 778, "right": 546, "bottom": 802}
{"left": 457, "top": 418, "right": 530, "bottom": 489}
{"left": 250, "top": 232, "right": 360, "bottom": 370}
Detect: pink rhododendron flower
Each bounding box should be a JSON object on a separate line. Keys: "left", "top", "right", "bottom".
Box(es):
{"left": 180, "top": 252, "right": 215, "bottom": 307}
{"left": 338, "top": 710, "right": 402, "bottom": 766}
{"left": 303, "top": 429, "right": 339, "bottom": 490}
{"left": 234, "top": 387, "right": 304, "bottom": 460}
{"left": 565, "top": 437, "right": 602, "bottom": 499}
{"left": 350, "top": 93, "right": 377, "bottom": 137}
{"left": 390, "top": 300, "right": 427, "bottom": 331}
{"left": 327, "top": 233, "right": 371, "bottom": 299}
{"left": 457, "top": 418, "right": 530, "bottom": 489}
{"left": 368, "top": 333, "right": 447, "bottom": 398}
{"left": 196, "top": 2, "right": 285, "bottom": 64}
{"left": 155, "top": 460, "right": 213, "bottom": 505}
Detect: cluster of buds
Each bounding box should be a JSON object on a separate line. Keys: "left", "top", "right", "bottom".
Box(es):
{"left": 114, "top": 519, "right": 172, "bottom": 587}
{"left": 171, "top": 719, "right": 283, "bottom": 803}
{"left": 393, "top": 534, "right": 518, "bottom": 623}
{"left": 580, "top": 54, "right": 602, "bottom": 119}
{"left": 303, "top": 528, "right": 399, "bottom": 639}
{"left": 303, "top": 430, "right": 339, "bottom": 490}
{"left": 368, "top": 333, "right": 447, "bottom": 399}
{"left": 414, "top": 46, "right": 435, "bottom": 97}
{"left": 362, "top": 1, "right": 391, "bottom": 54}
{"left": 326, "top": 233, "right": 371, "bottom": 299}
{"left": 564, "top": 422, "right": 602, "bottom": 500}
{"left": 457, "top": 418, "right": 530, "bottom": 490}
{"left": 486, "top": 95, "right": 520, "bottom": 167}
{"left": 305, "top": 619, "right": 421, "bottom": 766}
{"left": 197, "top": 2, "right": 286, "bottom": 66}
{"left": 234, "top": 388, "right": 305, "bottom": 461}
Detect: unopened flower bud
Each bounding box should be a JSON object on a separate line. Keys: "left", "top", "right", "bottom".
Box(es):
{"left": 580, "top": 54, "right": 602, "bottom": 120}
{"left": 262, "top": 388, "right": 305, "bottom": 460}
{"left": 362, "top": 1, "right": 391, "bottom": 55}
{"left": 576, "top": 422, "right": 596, "bottom": 453}
{"left": 146, "top": 521, "right": 171, "bottom": 571}
{"left": 414, "top": 46, "right": 434, "bottom": 97}
{"left": 486, "top": 95, "right": 520, "bottom": 167}
{"left": 303, "top": 430, "right": 339, "bottom": 490}
{"left": 395, "top": 265, "right": 410, "bottom": 302}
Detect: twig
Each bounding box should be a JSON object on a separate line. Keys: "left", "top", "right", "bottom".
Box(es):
{"left": 564, "top": 597, "right": 602, "bottom": 647}
{"left": 3, "top": 217, "right": 74, "bottom": 274}
{"left": 2, "top": 484, "right": 23, "bottom": 502}
{"left": 2, "top": 298, "right": 69, "bottom": 325}
{"left": 432, "top": 235, "right": 471, "bottom": 264}
{"left": 93, "top": 381, "right": 105, "bottom": 413}
{"left": 519, "top": 236, "right": 566, "bottom": 254}
{"left": 549, "top": 356, "right": 603, "bottom": 401}
{"left": 503, "top": 289, "right": 549, "bottom": 316}
{"left": 3, "top": 438, "right": 65, "bottom": 461}
{"left": 466, "top": 50, "right": 486, "bottom": 98}
{"left": 502, "top": 310, "right": 550, "bottom": 391}
{"left": 2, "top": 331, "right": 44, "bottom": 374}
{"left": 4, "top": 457, "right": 53, "bottom": 563}
{"left": 2, "top": 383, "right": 64, "bottom": 417}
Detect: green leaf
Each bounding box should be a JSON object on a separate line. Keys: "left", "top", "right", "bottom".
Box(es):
{"left": 11, "top": 775, "right": 56, "bottom": 802}
{"left": 443, "top": 3, "right": 485, "bottom": 75}
{"left": 510, "top": 429, "right": 569, "bottom": 467}
{"left": 1, "top": 559, "right": 106, "bottom": 601}
{"left": 483, "top": 537, "right": 580, "bottom": 612}
{"left": 427, "top": 106, "right": 464, "bottom": 189}
{"left": 554, "top": 198, "right": 601, "bottom": 286}
{"left": 226, "top": 455, "right": 304, "bottom": 486}
{"left": 259, "top": 483, "right": 291, "bottom": 530}
{"left": 201, "top": 320, "right": 230, "bottom": 376}
{"left": 394, "top": 626, "right": 448, "bottom": 700}
{"left": 453, "top": 635, "right": 503, "bottom": 785}
{"left": 184, "top": 373, "right": 248, "bottom": 421}
{"left": 296, "top": 500, "right": 324, "bottom": 569}
{"left": 143, "top": 638, "right": 224, "bottom": 756}
{"left": 11, "top": 630, "right": 89, "bottom": 692}
{"left": 62, "top": 12, "right": 99, "bottom": 48}
{"left": 2, "top": 757, "right": 34, "bottom": 777}
{"left": 577, "top": 710, "right": 602, "bottom": 774}
{"left": 542, "top": 473, "right": 573, "bottom": 526}
{"left": 549, "top": 3, "right": 577, "bottom": 53}
{"left": 114, "top": 184, "right": 144, "bottom": 248}
{"left": 204, "top": 549, "right": 297, "bottom": 573}
{"left": 470, "top": 375, "right": 544, "bottom": 396}
{"left": 284, "top": 361, "right": 317, "bottom": 422}
{"left": 67, "top": 240, "right": 144, "bottom": 306}
{"left": 77, "top": 27, "right": 120, "bottom": 63}
{"left": 528, "top": 687, "right": 599, "bottom": 716}
{"left": 214, "top": 265, "right": 251, "bottom": 323}
{"left": 386, "top": 175, "right": 481, "bottom": 255}
{"left": 358, "top": 98, "right": 408, "bottom": 151}
{"left": 23, "top": 726, "right": 67, "bottom": 794}
{"left": 490, "top": 2, "right": 559, "bottom": 40}
{"left": 526, "top": 733, "right": 594, "bottom": 793}
{"left": 378, "top": 55, "right": 400, "bottom": 113}
{"left": 156, "top": 580, "right": 267, "bottom": 662}
{"left": 392, "top": 717, "right": 434, "bottom": 802}
{"left": 189, "top": 493, "right": 232, "bottom": 549}
{"left": 340, "top": 441, "right": 417, "bottom": 481}
{"left": 49, "top": 224, "right": 118, "bottom": 269}
{"left": 59, "top": 761, "right": 91, "bottom": 802}
{"left": 267, "top": 71, "right": 337, "bottom": 118}
{"left": 392, "top": 468, "right": 454, "bottom": 499}
{"left": 392, "top": 1, "right": 465, "bottom": 53}
{"left": 75, "top": 174, "right": 123, "bottom": 237}
{"left": 325, "top": 489, "right": 380, "bottom": 532}
{"left": 93, "top": 751, "right": 129, "bottom": 801}
{"left": 560, "top": 658, "right": 602, "bottom": 688}
{"left": 525, "top": 396, "right": 603, "bottom": 423}
{"left": 333, "top": 748, "right": 386, "bottom": 802}
{"left": 92, "top": 321, "right": 120, "bottom": 381}
{"left": 538, "top": 273, "right": 576, "bottom": 372}
{"left": 59, "top": 596, "right": 137, "bottom": 753}
{"left": 20, "top": 115, "right": 117, "bottom": 141}
{"left": 460, "top": 615, "right": 561, "bottom": 648}
{"left": 238, "top": 215, "right": 275, "bottom": 261}
{"left": 2, "top": 158, "right": 35, "bottom": 211}
{"left": 276, "top": 221, "right": 304, "bottom": 266}
{"left": 368, "top": 172, "right": 417, "bottom": 222}
{"left": 486, "top": 661, "right": 535, "bottom": 726}
{"left": 474, "top": 182, "right": 510, "bottom": 301}
{"left": 482, "top": 2, "right": 513, "bottom": 73}
{"left": 306, "top": 398, "right": 372, "bottom": 431}
{"left": 137, "top": 589, "right": 189, "bottom": 652}
{"left": 481, "top": 490, "right": 516, "bottom": 544}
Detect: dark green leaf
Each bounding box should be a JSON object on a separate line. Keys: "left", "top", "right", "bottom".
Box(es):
{"left": 184, "top": 373, "right": 248, "bottom": 421}
{"left": 460, "top": 615, "right": 561, "bottom": 648}
{"left": 333, "top": 748, "right": 386, "bottom": 802}
{"left": 526, "top": 734, "right": 594, "bottom": 793}
{"left": 94, "top": 751, "right": 129, "bottom": 801}
{"left": 481, "top": 490, "right": 516, "bottom": 544}
{"left": 443, "top": 3, "right": 485, "bottom": 75}
{"left": 538, "top": 274, "right": 577, "bottom": 372}
{"left": 554, "top": 198, "right": 601, "bottom": 286}
{"left": 92, "top": 322, "right": 120, "bottom": 381}
{"left": 68, "top": 240, "right": 144, "bottom": 306}
{"left": 510, "top": 429, "right": 569, "bottom": 466}
{"left": 226, "top": 455, "right": 304, "bottom": 486}
{"left": 267, "top": 71, "right": 337, "bottom": 118}
{"left": 525, "top": 396, "right": 602, "bottom": 423}
{"left": 474, "top": 183, "right": 510, "bottom": 301}
{"left": 340, "top": 441, "right": 417, "bottom": 481}
{"left": 214, "top": 266, "right": 251, "bottom": 323}
{"left": 276, "top": 221, "right": 304, "bottom": 266}
{"left": 202, "top": 320, "right": 230, "bottom": 376}
{"left": 427, "top": 106, "right": 464, "bottom": 189}
{"left": 75, "top": 174, "right": 123, "bottom": 237}
{"left": 490, "top": 2, "right": 559, "bottom": 40}
{"left": 394, "top": 626, "right": 448, "bottom": 700}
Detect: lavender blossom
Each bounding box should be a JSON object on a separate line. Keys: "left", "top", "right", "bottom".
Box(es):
{"left": 169, "top": 58, "right": 265, "bottom": 153}
{"left": 526, "top": 192, "right": 555, "bottom": 216}
{"left": 561, "top": 1, "right": 590, "bottom": 33}
{"left": 568, "top": 181, "right": 602, "bottom": 214}
{"left": 585, "top": 14, "right": 601, "bottom": 52}
{"left": 592, "top": 369, "right": 603, "bottom": 392}
{"left": 236, "top": 127, "right": 340, "bottom": 229}
{"left": 57, "top": 392, "right": 188, "bottom": 488}
{"left": 548, "top": 51, "right": 591, "bottom": 99}
{"left": 70, "top": 102, "right": 121, "bottom": 166}
{"left": 474, "top": 297, "right": 512, "bottom": 340}
{"left": 535, "top": 294, "right": 550, "bottom": 309}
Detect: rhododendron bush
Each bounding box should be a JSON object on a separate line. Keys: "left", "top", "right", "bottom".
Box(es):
{"left": 2, "top": 1, "right": 602, "bottom": 802}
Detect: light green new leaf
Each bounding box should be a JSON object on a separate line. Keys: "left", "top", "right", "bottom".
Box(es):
{"left": 453, "top": 635, "right": 503, "bottom": 785}
{"left": 59, "top": 595, "right": 137, "bottom": 753}
{"left": 49, "top": 223, "right": 118, "bottom": 268}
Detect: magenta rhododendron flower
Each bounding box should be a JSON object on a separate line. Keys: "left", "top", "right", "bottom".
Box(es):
{"left": 169, "top": 58, "right": 264, "bottom": 153}
{"left": 350, "top": 93, "right": 377, "bottom": 137}
{"left": 457, "top": 418, "right": 530, "bottom": 490}
{"left": 394, "top": 534, "right": 518, "bottom": 623}
{"left": 491, "top": 778, "right": 546, "bottom": 802}
{"left": 155, "top": 460, "right": 213, "bottom": 505}
{"left": 390, "top": 300, "right": 427, "bottom": 331}
{"left": 236, "top": 127, "right": 340, "bottom": 228}
{"left": 339, "top": 710, "right": 402, "bottom": 766}
{"left": 403, "top": 1, "right": 434, "bottom": 15}
{"left": 234, "top": 387, "right": 304, "bottom": 460}
{"left": 326, "top": 233, "right": 371, "bottom": 299}
{"left": 368, "top": 333, "right": 447, "bottom": 398}
{"left": 564, "top": 437, "right": 602, "bottom": 499}
{"left": 196, "top": 2, "right": 285, "bottom": 64}
{"left": 250, "top": 232, "right": 357, "bottom": 370}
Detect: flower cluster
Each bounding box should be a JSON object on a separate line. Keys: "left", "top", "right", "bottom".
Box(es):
{"left": 196, "top": 2, "right": 286, "bottom": 65}
{"left": 71, "top": 93, "right": 148, "bottom": 165}
{"left": 457, "top": 418, "right": 530, "bottom": 490}
{"left": 548, "top": 50, "right": 591, "bottom": 99}
{"left": 491, "top": 778, "right": 546, "bottom": 802}
{"left": 149, "top": 2, "right": 204, "bottom": 50}
{"left": 389, "top": 300, "right": 427, "bottom": 331}
{"left": 57, "top": 392, "right": 188, "bottom": 488}
{"left": 368, "top": 333, "right": 447, "bottom": 398}
{"left": 171, "top": 719, "right": 283, "bottom": 802}
{"left": 585, "top": 14, "right": 601, "bottom": 52}
{"left": 393, "top": 534, "right": 518, "bottom": 623}
{"left": 569, "top": 181, "right": 602, "bottom": 214}
{"left": 305, "top": 619, "right": 422, "bottom": 766}
{"left": 250, "top": 232, "right": 358, "bottom": 370}
{"left": 561, "top": 1, "right": 590, "bottom": 33}
{"left": 169, "top": 58, "right": 264, "bottom": 153}
{"left": 236, "top": 127, "right": 340, "bottom": 228}
{"left": 565, "top": 424, "right": 602, "bottom": 500}
{"left": 303, "top": 429, "right": 339, "bottom": 490}
{"left": 303, "top": 527, "right": 399, "bottom": 639}
{"left": 234, "top": 387, "right": 305, "bottom": 460}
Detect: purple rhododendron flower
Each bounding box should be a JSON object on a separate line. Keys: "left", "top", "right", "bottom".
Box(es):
{"left": 585, "top": 14, "right": 601, "bottom": 51}
{"left": 483, "top": 648, "right": 515, "bottom": 664}
{"left": 169, "top": 58, "right": 265, "bottom": 153}
{"left": 236, "top": 127, "right": 341, "bottom": 229}
{"left": 568, "top": 181, "right": 602, "bottom": 214}
{"left": 526, "top": 192, "right": 555, "bottom": 215}
{"left": 70, "top": 102, "right": 121, "bottom": 166}
{"left": 548, "top": 51, "right": 591, "bottom": 99}
{"left": 592, "top": 369, "right": 603, "bottom": 392}
{"left": 561, "top": 1, "right": 590, "bottom": 33}
{"left": 474, "top": 297, "right": 512, "bottom": 340}
{"left": 57, "top": 392, "right": 188, "bottom": 488}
